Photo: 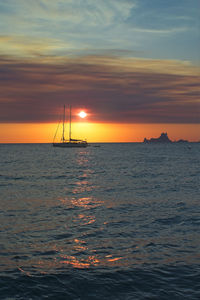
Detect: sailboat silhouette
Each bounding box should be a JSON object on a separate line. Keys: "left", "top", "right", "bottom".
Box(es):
{"left": 53, "top": 105, "right": 88, "bottom": 148}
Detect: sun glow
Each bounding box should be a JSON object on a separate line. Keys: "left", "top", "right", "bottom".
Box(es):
{"left": 78, "top": 111, "right": 87, "bottom": 118}
{"left": 0, "top": 123, "right": 199, "bottom": 143}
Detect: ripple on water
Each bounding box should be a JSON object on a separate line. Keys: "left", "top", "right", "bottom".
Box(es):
{"left": 0, "top": 265, "right": 200, "bottom": 299}
{"left": 0, "top": 143, "right": 200, "bottom": 299}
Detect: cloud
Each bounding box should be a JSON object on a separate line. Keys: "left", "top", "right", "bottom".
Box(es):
{"left": 0, "top": 54, "right": 199, "bottom": 124}
{"left": 132, "top": 27, "right": 189, "bottom": 35}
{"left": 0, "top": 35, "right": 73, "bottom": 58}
{"left": 0, "top": 0, "right": 137, "bottom": 27}
{"left": 0, "top": 0, "right": 198, "bottom": 63}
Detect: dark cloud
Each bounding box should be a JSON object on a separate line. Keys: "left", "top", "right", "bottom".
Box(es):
{"left": 0, "top": 55, "right": 199, "bottom": 123}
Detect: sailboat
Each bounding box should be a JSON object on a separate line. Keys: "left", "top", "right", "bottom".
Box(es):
{"left": 53, "top": 105, "right": 88, "bottom": 148}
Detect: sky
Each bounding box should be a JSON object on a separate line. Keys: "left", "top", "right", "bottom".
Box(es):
{"left": 0, "top": 0, "right": 199, "bottom": 142}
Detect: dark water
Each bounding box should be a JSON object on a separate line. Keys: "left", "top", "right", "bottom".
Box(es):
{"left": 0, "top": 143, "right": 200, "bottom": 299}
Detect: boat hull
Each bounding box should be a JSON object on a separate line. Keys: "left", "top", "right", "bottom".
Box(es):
{"left": 53, "top": 142, "right": 88, "bottom": 148}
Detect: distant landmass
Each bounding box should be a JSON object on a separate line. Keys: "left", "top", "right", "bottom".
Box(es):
{"left": 143, "top": 132, "right": 189, "bottom": 143}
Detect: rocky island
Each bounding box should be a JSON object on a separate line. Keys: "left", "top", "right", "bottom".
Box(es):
{"left": 143, "top": 132, "right": 188, "bottom": 143}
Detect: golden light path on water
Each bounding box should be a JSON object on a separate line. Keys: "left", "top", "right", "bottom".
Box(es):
{"left": 56, "top": 149, "right": 124, "bottom": 269}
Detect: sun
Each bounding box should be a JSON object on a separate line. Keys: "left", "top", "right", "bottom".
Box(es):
{"left": 78, "top": 111, "right": 87, "bottom": 118}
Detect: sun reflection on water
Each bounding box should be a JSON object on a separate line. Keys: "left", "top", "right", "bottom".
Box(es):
{"left": 71, "top": 197, "right": 102, "bottom": 209}
{"left": 59, "top": 254, "right": 125, "bottom": 269}
{"left": 54, "top": 149, "right": 128, "bottom": 270}
{"left": 61, "top": 255, "right": 100, "bottom": 269}
{"left": 76, "top": 213, "right": 95, "bottom": 225}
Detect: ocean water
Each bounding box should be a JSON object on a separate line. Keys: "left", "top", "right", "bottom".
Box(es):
{"left": 0, "top": 143, "right": 200, "bottom": 299}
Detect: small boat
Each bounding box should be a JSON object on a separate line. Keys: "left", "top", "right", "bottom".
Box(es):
{"left": 53, "top": 105, "right": 88, "bottom": 148}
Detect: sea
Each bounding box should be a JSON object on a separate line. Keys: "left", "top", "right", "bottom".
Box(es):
{"left": 0, "top": 143, "right": 200, "bottom": 299}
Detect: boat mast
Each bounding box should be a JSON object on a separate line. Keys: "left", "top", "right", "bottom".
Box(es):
{"left": 62, "top": 105, "right": 65, "bottom": 142}
{"left": 69, "top": 105, "right": 72, "bottom": 141}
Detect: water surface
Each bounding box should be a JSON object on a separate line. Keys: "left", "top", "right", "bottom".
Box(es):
{"left": 0, "top": 143, "right": 200, "bottom": 299}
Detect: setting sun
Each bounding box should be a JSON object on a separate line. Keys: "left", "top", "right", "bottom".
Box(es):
{"left": 78, "top": 111, "right": 87, "bottom": 118}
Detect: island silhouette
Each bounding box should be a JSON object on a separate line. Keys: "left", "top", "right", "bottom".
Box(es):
{"left": 143, "top": 132, "right": 189, "bottom": 143}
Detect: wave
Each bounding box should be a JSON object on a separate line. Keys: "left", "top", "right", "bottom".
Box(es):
{"left": 1, "top": 265, "right": 200, "bottom": 299}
